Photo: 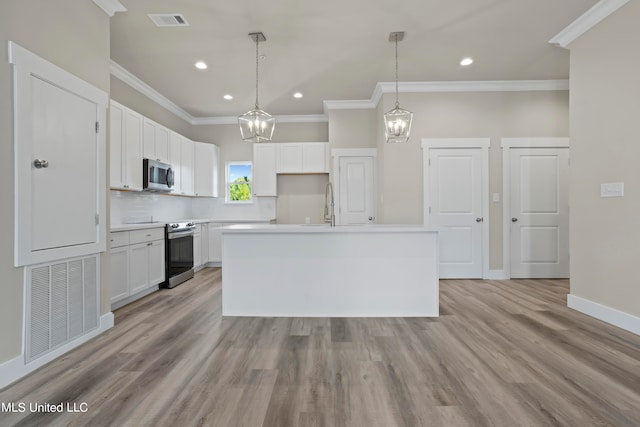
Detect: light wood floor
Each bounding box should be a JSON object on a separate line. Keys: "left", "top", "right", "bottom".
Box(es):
{"left": 1, "top": 268, "right": 640, "bottom": 426}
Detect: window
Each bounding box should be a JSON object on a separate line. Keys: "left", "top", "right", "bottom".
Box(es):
{"left": 226, "top": 161, "right": 253, "bottom": 203}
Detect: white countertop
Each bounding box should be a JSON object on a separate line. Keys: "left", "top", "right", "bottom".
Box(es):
{"left": 110, "top": 223, "right": 166, "bottom": 232}
{"left": 110, "top": 218, "right": 274, "bottom": 232}
{"left": 221, "top": 224, "right": 440, "bottom": 234}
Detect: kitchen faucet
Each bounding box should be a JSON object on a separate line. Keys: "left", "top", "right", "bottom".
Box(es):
{"left": 324, "top": 182, "right": 335, "bottom": 227}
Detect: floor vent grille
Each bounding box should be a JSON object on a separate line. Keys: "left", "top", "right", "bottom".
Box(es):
{"left": 26, "top": 255, "right": 99, "bottom": 363}
{"left": 148, "top": 13, "right": 189, "bottom": 27}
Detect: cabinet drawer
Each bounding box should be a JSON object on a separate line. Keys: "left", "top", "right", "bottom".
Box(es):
{"left": 130, "top": 227, "right": 165, "bottom": 244}
{"left": 110, "top": 232, "right": 130, "bottom": 248}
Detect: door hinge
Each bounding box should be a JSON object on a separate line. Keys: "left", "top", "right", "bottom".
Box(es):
{"left": 95, "top": 214, "right": 99, "bottom": 225}
{"left": 95, "top": 121, "right": 99, "bottom": 133}
{"left": 429, "top": 206, "right": 431, "bottom": 214}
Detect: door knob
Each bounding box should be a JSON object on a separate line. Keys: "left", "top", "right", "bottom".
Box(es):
{"left": 512, "top": 217, "right": 518, "bottom": 222}
{"left": 33, "top": 159, "right": 49, "bottom": 169}
{"left": 368, "top": 216, "right": 374, "bottom": 221}
{"left": 475, "top": 218, "right": 483, "bottom": 223}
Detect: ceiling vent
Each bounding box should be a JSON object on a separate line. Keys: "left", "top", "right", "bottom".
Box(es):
{"left": 148, "top": 13, "right": 189, "bottom": 27}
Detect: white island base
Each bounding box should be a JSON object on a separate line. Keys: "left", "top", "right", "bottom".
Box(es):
{"left": 221, "top": 225, "right": 439, "bottom": 317}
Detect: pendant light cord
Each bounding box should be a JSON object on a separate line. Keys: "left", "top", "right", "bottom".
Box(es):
{"left": 395, "top": 33, "right": 399, "bottom": 108}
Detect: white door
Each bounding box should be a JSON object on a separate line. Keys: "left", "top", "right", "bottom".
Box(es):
{"left": 32, "top": 77, "right": 98, "bottom": 251}
{"left": 428, "top": 148, "right": 484, "bottom": 278}
{"left": 510, "top": 148, "right": 569, "bottom": 278}
{"left": 338, "top": 156, "right": 375, "bottom": 224}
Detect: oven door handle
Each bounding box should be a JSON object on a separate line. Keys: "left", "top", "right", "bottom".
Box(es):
{"left": 167, "top": 230, "right": 195, "bottom": 239}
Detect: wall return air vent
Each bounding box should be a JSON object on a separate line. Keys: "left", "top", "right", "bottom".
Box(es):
{"left": 148, "top": 13, "right": 189, "bottom": 27}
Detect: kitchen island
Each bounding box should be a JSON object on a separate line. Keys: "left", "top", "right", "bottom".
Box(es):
{"left": 221, "top": 224, "right": 439, "bottom": 317}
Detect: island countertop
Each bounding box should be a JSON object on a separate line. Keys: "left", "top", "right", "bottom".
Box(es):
{"left": 221, "top": 223, "right": 440, "bottom": 234}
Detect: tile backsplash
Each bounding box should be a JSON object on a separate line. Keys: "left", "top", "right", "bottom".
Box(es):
{"left": 110, "top": 191, "right": 192, "bottom": 224}
{"left": 110, "top": 191, "right": 276, "bottom": 224}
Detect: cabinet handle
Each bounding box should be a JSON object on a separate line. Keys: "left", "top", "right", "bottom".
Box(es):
{"left": 147, "top": 242, "right": 152, "bottom": 246}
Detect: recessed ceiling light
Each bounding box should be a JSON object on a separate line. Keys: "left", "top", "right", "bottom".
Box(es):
{"left": 223, "top": 94, "right": 233, "bottom": 100}
{"left": 293, "top": 92, "right": 303, "bottom": 99}
{"left": 460, "top": 57, "right": 473, "bottom": 66}
{"left": 195, "top": 61, "right": 208, "bottom": 70}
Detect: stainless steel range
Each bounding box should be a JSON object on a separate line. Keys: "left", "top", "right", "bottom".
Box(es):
{"left": 163, "top": 221, "right": 196, "bottom": 288}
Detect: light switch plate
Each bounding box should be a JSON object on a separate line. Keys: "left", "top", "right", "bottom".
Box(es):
{"left": 600, "top": 182, "right": 624, "bottom": 198}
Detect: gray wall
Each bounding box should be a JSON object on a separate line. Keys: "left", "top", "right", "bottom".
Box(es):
{"left": 330, "top": 90, "right": 570, "bottom": 270}
{"left": 0, "top": 0, "right": 110, "bottom": 363}
{"left": 568, "top": 1, "right": 640, "bottom": 318}
{"left": 110, "top": 76, "right": 193, "bottom": 138}
{"left": 191, "top": 122, "right": 329, "bottom": 224}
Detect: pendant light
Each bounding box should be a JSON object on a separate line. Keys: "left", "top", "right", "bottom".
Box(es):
{"left": 384, "top": 32, "right": 413, "bottom": 143}
{"left": 238, "top": 32, "right": 275, "bottom": 142}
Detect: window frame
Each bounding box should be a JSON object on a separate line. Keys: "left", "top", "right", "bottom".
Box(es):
{"left": 225, "top": 160, "right": 253, "bottom": 204}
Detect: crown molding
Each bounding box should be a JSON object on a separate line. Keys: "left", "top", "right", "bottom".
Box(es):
{"left": 110, "top": 61, "right": 193, "bottom": 123}
{"left": 191, "top": 114, "right": 328, "bottom": 126}
{"left": 549, "top": 0, "right": 630, "bottom": 48}
{"left": 323, "top": 99, "right": 377, "bottom": 113}
{"left": 324, "top": 80, "right": 569, "bottom": 112}
{"left": 92, "top": 0, "right": 126, "bottom": 17}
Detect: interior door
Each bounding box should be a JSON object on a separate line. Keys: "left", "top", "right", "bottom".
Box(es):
{"left": 509, "top": 148, "right": 569, "bottom": 278}
{"left": 428, "top": 148, "right": 483, "bottom": 278}
{"left": 338, "top": 156, "right": 375, "bottom": 224}
{"left": 31, "top": 77, "right": 98, "bottom": 251}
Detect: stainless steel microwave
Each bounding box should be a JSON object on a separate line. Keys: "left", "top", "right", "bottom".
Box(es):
{"left": 143, "top": 158, "right": 174, "bottom": 192}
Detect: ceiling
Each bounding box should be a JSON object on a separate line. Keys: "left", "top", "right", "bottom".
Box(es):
{"left": 109, "top": 0, "right": 598, "bottom": 119}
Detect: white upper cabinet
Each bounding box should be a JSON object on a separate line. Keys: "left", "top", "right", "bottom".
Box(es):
{"left": 276, "top": 143, "right": 329, "bottom": 174}
{"left": 194, "top": 141, "right": 219, "bottom": 197}
{"left": 143, "top": 117, "right": 170, "bottom": 163}
{"left": 169, "top": 131, "right": 183, "bottom": 194}
{"left": 301, "top": 143, "right": 328, "bottom": 173}
{"left": 180, "top": 138, "right": 195, "bottom": 196}
{"left": 276, "top": 143, "right": 302, "bottom": 174}
{"left": 110, "top": 100, "right": 143, "bottom": 191}
{"left": 253, "top": 143, "right": 277, "bottom": 196}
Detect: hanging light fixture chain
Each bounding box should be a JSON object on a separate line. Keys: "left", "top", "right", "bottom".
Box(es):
{"left": 395, "top": 33, "right": 399, "bottom": 108}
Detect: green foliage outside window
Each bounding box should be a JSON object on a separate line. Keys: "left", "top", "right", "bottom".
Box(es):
{"left": 230, "top": 176, "right": 251, "bottom": 201}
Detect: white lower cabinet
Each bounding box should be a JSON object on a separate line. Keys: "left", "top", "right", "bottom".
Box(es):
{"left": 110, "top": 246, "right": 129, "bottom": 303}
{"left": 193, "top": 224, "right": 202, "bottom": 269}
{"left": 109, "top": 227, "right": 165, "bottom": 308}
{"left": 208, "top": 223, "right": 223, "bottom": 263}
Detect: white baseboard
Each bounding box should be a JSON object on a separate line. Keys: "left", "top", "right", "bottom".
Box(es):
{"left": 485, "top": 270, "right": 509, "bottom": 280}
{"left": 567, "top": 294, "right": 640, "bottom": 336}
{"left": 0, "top": 312, "right": 114, "bottom": 390}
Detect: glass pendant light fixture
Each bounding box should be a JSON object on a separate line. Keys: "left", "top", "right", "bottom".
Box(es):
{"left": 238, "top": 32, "right": 275, "bottom": 142}
{"left": 384, "top": 32, "right": 413, "bottom": 143}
